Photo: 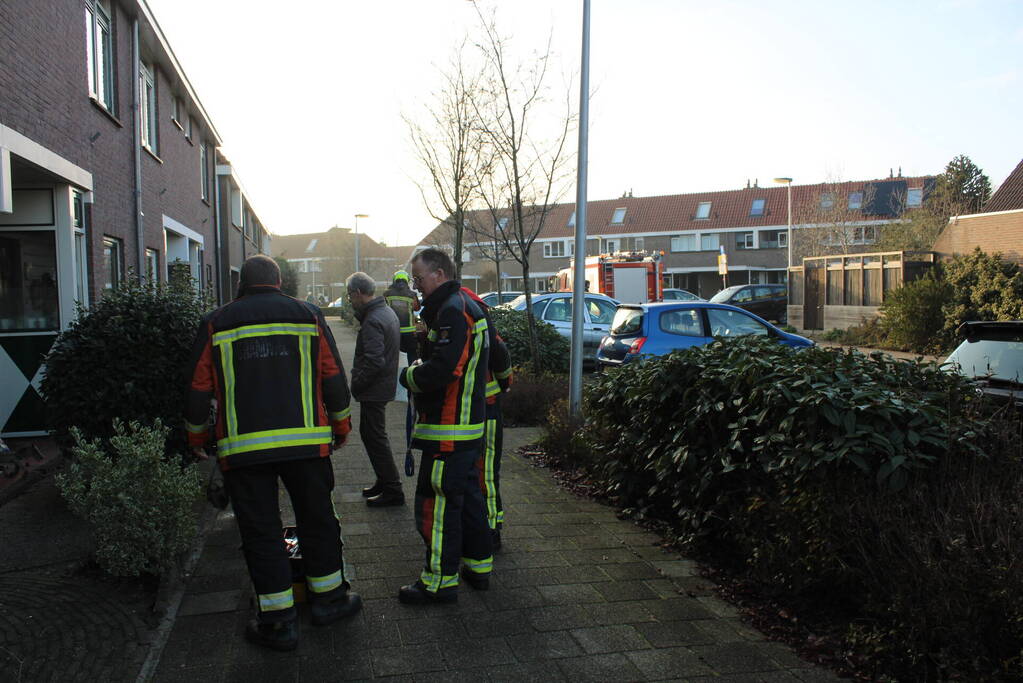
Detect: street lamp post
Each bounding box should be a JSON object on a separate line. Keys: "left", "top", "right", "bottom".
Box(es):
{"left": 773, "top": 178, "right": 793, "bottom": 273}
{"left": 354, "top": 213, "right": 369, "bottom": 272}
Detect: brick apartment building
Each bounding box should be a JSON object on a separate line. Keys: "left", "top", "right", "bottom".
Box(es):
{"left": 933, "top": 157, "right": 1023, "bottom": 263}
{"left": 0, "top": 0, "right": 270, "bottom": 436}
{"left": 272, "top": 227, "right": 417, "bottom": 304}
{"left": 417, "top": 175, "right": 934, "bottom": 298}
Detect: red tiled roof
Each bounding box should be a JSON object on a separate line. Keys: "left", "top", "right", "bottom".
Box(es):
{"left": 984, "top": 158, "right": 1023, "bottom": 213}
{"left": 419, "top": 176, "right": 934, "bottom": 245}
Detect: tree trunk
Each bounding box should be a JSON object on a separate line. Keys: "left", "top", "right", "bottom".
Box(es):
{"left": 521, "top": 261, "right": 541, "bottom": 371}
{"left": 453, "top": 208, "right": 464, "bottom": 281}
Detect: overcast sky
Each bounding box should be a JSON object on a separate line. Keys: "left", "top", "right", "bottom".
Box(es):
{"left": 147, "top": 0, "right": 1023, "bottom": 247}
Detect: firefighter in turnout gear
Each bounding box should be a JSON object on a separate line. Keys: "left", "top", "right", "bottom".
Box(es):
{"left": 184, "top": 255, "right": 362, "bottom": 651}
{"left": 383, "top": 270, "right": 421, "bottom": 363}
{"left": 460, "top": 287, "right": 513, "bottom": 549}
{"left": 398, "top": 249, "right": 493, "bottom": 603}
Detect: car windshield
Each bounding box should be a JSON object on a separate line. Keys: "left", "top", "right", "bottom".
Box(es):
{"left": 947, "top": 338, "right": 1023, "bottom": 384}
{"left": 610, "top": 308, "right": 643, "bottom": 335}
{"left": 506, "top": 295, "right": 527, "bottom": 309}
{"left": 708, "top": 286, "right": 743, "bottom": 304}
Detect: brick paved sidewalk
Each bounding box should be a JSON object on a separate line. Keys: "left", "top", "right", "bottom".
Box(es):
{"left": 150, "top": 320, "right": 839, "bottom": 682}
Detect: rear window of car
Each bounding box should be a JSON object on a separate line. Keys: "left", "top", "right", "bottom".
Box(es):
{"left": 659, "top": 309, "right": 703, "bottom": 337}
{"left": 709, "top": 286, "right": 743, "bottom": 304}
{"left": 948, "top": 339, "right": 1023, "bottom": 383}
{"left": 610, "top": 307, "right": 643, "bottom": 335}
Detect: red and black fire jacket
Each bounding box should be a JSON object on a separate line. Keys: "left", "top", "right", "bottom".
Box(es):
{"left": 461, "top": 287, "right": 513, "bottom": 404}
{"left": 399, "top": 280, "right": 489, "bottom": 453}
{"left": 184, "top": 285, "right": 352, "bottom": 470}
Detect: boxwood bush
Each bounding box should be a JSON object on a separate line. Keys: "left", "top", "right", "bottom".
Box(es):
{"left": 488, "top": 307, "right": 569, "bottom": 373}
{"left": 573, "top": 337, "right": 1022, "bottom": 680}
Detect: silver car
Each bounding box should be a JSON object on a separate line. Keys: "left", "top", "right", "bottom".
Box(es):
{"left": 505, "top": 292, "right": 620, "bottom": 361}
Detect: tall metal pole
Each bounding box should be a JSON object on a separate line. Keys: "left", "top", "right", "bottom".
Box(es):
{"left": 354, "top": 213, "right": 368, "bottom": 272}
{"left": 786, "top": 182, "right": 793, "bottom": 270}
{"left": 569, "top": 0, "right": 591, "bottom": 419}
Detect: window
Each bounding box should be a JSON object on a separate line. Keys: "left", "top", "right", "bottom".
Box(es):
{"left": 543, "top": 241, "right": 566, "bottom": 258}
{"left": 852, "top": 226, "right": 878, "bottom": 244}
{"left": 102, "top": 236, "right": 123, "bottom": 290}
{"left": 604, "top": 239, "right": 618, "bottom": 253}
{"left": 543, "top": 297, "right": 573, "bottom": 322}
{"left": 660, "top": 309, "right": 703, "bottom": 337}
{"left": 139, "top": 60, "right": 157, "bottom": 152}
{"left": 700, "top": 233, "right": 719, "bottom": 251}
{"left": 619, "top": 236, "right": 643, "bottom": 251}
{"left": 707, "top": 308, "right": 769, "bottom": 338}
{"left": 568, "top": 211, "right": 575, "bottom": 227}
{"left": 695, "top": 202, "right": 712, "bottom": 219}
{"left": 172, "top": 98, "right": 182, "bottom": 124}
{"left": 671, "top": 234, "right": 697, "bottom": 252}
{"left": 306, "top": 238, "right": 318, "bottom": 253}
{"left": 759, "top": 230, "right": 787, "bottom": 249}
{"left": 749, "top": 198, "right": 766, "bottom": 216}
{"left": 497, "top": 217, "right": 509, "bottom": 232}
{"left": 73, "top": 191, "right": 88, "bottom": 307}
{"left": 819, "top": 193, "right": 835, "bottom": 209}
{"left": 848, "top": 191, "right": 863, "bottom": 210}
{"left": 200, "top": 142, "right": 210, "bottom": 201}
{"left": 145, "top": 248, "right": 159, "bottom": 282}
{"left": 187, "top": 116, "right": 196, "bottom": 142}
{"left": 0, "top": 231, "right": 60, "bottom": 331}
{"left": 586, "top": 297, "right": 617, "bottom": 325}
{"left": 86, "top": 0, "right": 114, "bottom": 111}
{"left": 611, "top": 207, "right": 626, "bottom": 224}
{"left": 736, "top": 232, "right": 754, "bottom": 249}
{"left": 907, "top": 188, "right": 923, "bottom": 207}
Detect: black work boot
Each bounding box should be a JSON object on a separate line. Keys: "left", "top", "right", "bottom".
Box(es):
{"left": 460, "top": 566, "right": 490, "bottom": 591}
{"left": 366, "top": 491, "right": 405, "bottom": 508}
{"left": 361, "top": 482, "right": 383, "bottom": 498}
{"left": 491, "top": 529, "right": 502, "bottom": 551}
{"left": 245, "top": 619, "right": 298, "bottom": 652}
{"left": 398, "top": 581, "right": 457, "bottom": 605}
{"left": 310, "top": 591, "right": 363, "bottom": 626}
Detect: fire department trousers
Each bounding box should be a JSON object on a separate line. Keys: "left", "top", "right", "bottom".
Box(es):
{"left": 414, "top": 446, "right": 494, "bottom": 594}
{"left": 224, "top": 456, "right": 349, "bottom": 623}
{"left": 481, "top": 399, "right": 504, "bottom": 531}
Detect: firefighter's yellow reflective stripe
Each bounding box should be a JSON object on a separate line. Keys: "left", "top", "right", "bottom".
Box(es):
{"left": 329, "top": 407, "right": 351, "bottom": 421}
{"left": 217, "top": 426, "right": 332, "bottom": 457}
{"left": 221, "top": 342, "right": 238, "bottom": 437}
{"left": 299, "top": 335, "right": 313, "bottom": 427}
{"left": 459, "top": 321, "right": 486, "bottom": 424}
{"left": 185, "top": 420, "right": 207, "bottom": 434}
{"left": 212, "top": 323, "right": 318, "bottom": 346}
{"left": 496, "top": 510, "right": 505, "bottom": 524}
{"left": 485, "top": 380, "right": 501, "bottom": 398}
{"left": 405, "top": 366, "right": 421, "bottom": 393}
{"left": 419, "top": 571, "right": 458, "bottom": 592}
{"left": 306, "top": 569, "right": 343, "bottom": 594}
{"left": 483, "top": 418, "right": 498, "bottom": 529}
{"left": 494, "top": 366, "right": 513, "bottom": 380}
{"left": 427, "top": 329, "right": 438, "bottom": 342}
{"left": 258, "top": 587, "right": 294, "bottom": 612}
{"left": 412, "top": 423, "right": 484, "bottom": 441}
{"left": 386, "top": 295, "right": 416, "bottom": 304}
{"left": 423, "top": 459, "right": 446, "bottom": 592}
{"left": 399, "top": 324, "right": 416, "bottom": 333}
{"left": 461, "top": 556, "right": 493, "bottom": 574}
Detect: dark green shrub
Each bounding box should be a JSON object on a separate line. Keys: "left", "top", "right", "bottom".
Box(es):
{"left": 41, "top": 273, "right": 211, "bottom": 450}
{"left": 56, "top": 420, "right": 203, "bottom": 577}
{"left": 939, "top": 248, "right": 1023, "bottom": 348}
{"left": 878, "top": 271, "right": 952, "bottom": 353}
{"left": 539, "top": 398, "right": 593, "bottom": 468}
{"left": 576, "top": 336, "right": 1021, "bottom": 680}
{"left": 488, "top": 307, "right": 569, "bottom": 373}
{"left": 274, "top": 257, "right": 300, "bottom": 297}
{"left": 820, "top": 328, "right": 846, "bottom": 342}
{"left": 500, "top": 366, "right": 568, "bottom": 427}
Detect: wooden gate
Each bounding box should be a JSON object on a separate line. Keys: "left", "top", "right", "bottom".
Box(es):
{"left": 803, "top": 266, "right": 825, "bottom": 330}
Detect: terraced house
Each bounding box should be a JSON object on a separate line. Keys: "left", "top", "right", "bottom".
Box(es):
{"left": 0, "top": 0, "right": 271, "bottom": 436}
{"left": 418, "top": 175, "right": 934, "bottom": 298}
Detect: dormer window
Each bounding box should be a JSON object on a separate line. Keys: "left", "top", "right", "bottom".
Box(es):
{"left": 568, "top": 211, "right": 576, "bottom": 227}
{"left": 306, "top": 239, "right": 318, "bottom": 252}
{"left": 695, "top": 202, "right": 711, "bottom": 219}
{"left": 497, "top": 217, "right": 509, "bottom": 231}
{"left": 907, "top": 188, "right": 923, "bottom": 207}
{"left": 848, "top": 191, "right": 863, "bottom": 210}
{"left": 820, "top": 193, "right": 835, "bottom": 209}
{"left": 611, "top": 207, "right": 626, "bottom": 224}
{"left": 749, "top": 198, "right": 766, "bottom": 216}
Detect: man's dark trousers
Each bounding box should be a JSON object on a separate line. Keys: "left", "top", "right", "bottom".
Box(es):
{"left": 414, "top": 447, "right": 493, "bottom": 594}
{"left": 360, "top": 400, "right": 401, "bottom": 495}
{"left": 225, "top": 457, "right": 348, "bottom": 623}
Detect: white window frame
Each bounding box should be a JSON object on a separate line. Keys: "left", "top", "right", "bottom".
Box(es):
{"left": 139, "top": 60, "right": 158, "bottom": 153}
{"left": 187, "top": 116, "right": 196, "bottom": 142}
{"left": 700, "top": 233, "right": 719, "bottom": 251}
{"left": 145, "top": 247, "right": 159, "bottom": 282}
{"left": 611, "top": 207, "right": 627, "bottom": 224}
{"left": 199, "top": 142, "right": 209, "bottom": 201}
{"left": 102, "top": 235, "right": 123, "bottom": 290}
{"left": 86, "top": 0, "right": 114, "bottom": 111}
{"left": 736, "top": 232, "right": 755, "bottom": 249}
{"left": 749, "top": 198, "right": 766, "bottom": 216}
{"left": 670, "top": 234, "right": 697, "bottom": 252}
{"left": 695, "top": 202, "right": 712, "bottom": 219}
{"left": 172, "top": 97, "right": 182, "bottom": 125}
{"left": 543, "top": 241, "right": 566, "bottom": 258}
{"left": 907, "top": 188, "right": 923, "bottom": 207}
{"left": 568, "top": 211, "right": 575, "bottom": 227}
{"left": 604, "top": 239, "right": 618, "bottom": 253}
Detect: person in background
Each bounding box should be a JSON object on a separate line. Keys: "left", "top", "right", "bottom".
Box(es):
{"left": 184, "top": 255, "right": 361, "bottom": 651}
{"left": 346, "top": 272, "right": 404, "bottom": 507}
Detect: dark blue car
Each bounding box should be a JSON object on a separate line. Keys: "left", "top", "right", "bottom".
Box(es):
{"left": 597, "top": 301, "right": 813, "bottom": 368}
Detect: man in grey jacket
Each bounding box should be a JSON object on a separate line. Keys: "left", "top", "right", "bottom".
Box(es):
{"left": 346, "top": 272, "right": 404, "bottom": 507}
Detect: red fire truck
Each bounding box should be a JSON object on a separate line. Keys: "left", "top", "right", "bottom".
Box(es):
{"left": 551, "top": 251, "right": 664, "bottom": 304}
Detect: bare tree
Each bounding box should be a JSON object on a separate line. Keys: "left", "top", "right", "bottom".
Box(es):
{"left": 470, "top": 4, "right": 576, "bottom": 368}
{"left": 792, "top": 181, "right": 883, "bottom": 260}
{"left": 405, "top": 41, "right": 486, "bottom": 280}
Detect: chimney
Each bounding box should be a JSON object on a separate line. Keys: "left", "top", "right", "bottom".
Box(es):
{"left": 754, "top": 178, "right": 759, "bottom": 188}
{"left": 889, "top": 168, "right": 894, "bottom": 178}
{"left": 746, "top": 179, "right": 750, "bottom": 189}
{"left": 898, "top": 166, "right": 902, "bottom": 178}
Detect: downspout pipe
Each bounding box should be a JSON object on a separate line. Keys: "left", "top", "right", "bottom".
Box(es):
{"left": 212, "top": 160, "right": 223, "bottom": 305}
{"left": 131, "top": 17, "right": 144, "bottom": 283}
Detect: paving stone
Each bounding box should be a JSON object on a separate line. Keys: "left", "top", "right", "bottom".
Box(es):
{"left": 592, "top": 580, "right": 660, "bottom": 602}
{"left": 178, "top": 589, "right": 243, "bottom": 617}
{"left": 528, "top": 605, "right": 604, "bottom": 632}
{"left": 600, "top": 562, "right": 662, "bottom": 581}
{"left": 633, "top": 619, "right": 708, "bottom": 647}
{"left": 638, "top": 597, "right": 717, "bottom": 621}
{"left": 691, "top": 618, "right": 758, "bottom": 644}
{"left": 486, "top": 661, "right": 570, "bottom": 682}
{"left": 544, "top": 565, "right": 612, "bottom": 584}
{"left": 556, "top": 653, "right": 647, "bottom": 682}
{"left": 572, "top": 547, "right": 642, "bottom": 565}
{"left": 439, "top": 636, "right": 517, "bottom": 668}
{"left": 570, "top": 624, "right": 651, "bottom": 654}
{"left": 536, "top": 583, "right": 607, "bottom": 605}
{"left": 460, "top": 609, "right": 537, "bottom": 638}
{"left": 692, "top": 642, "right": 783, "bottom": 674}
{"left": 299, "top": 649, "right": 373, "bottom": 680}
{"left": 370, "top": 643, "right": 445, "bottom": 677}
{"left": 507, "top": 630, "right": 585, "bottom": 661}
{"left": 587, "top": 601, "right": 658, "bottom": 626}
{"left": 625, "top": 646, "right": 713, "bottom": 679}
{"left": 650, "top": 559, "right": 701, "bottom": 578}
{"left": 501, "top": 550, "right": 571, "bottom": 569}
{"left": 479, "top": 586, "right": 547, "bottom": 611}
{"left": 396, "top": 614, "right": 468, "bottom": 645}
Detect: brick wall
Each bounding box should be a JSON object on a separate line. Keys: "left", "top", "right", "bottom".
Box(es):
{"left": 933, "top": 212, "right": 1023, "bottom": 263}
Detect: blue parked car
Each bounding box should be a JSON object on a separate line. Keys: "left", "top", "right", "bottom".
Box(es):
{"left": 596, "top": 301, "right": 813, "bottom": 369}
